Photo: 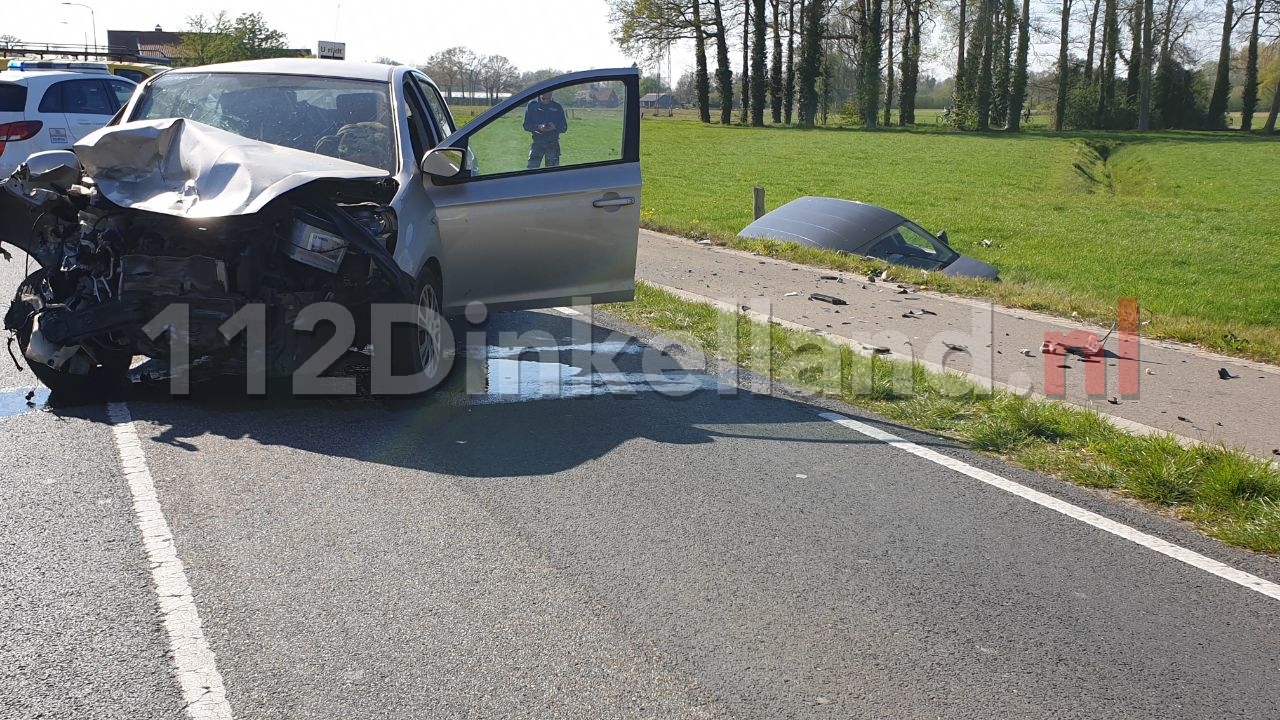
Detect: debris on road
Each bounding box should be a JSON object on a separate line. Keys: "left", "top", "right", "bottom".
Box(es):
{"left": 809, "top": 293, "right": 848, "bottom": 306}
{"left": 943, "top": 342, "right": 969, "bottom": 353}
{"left": 1218, "top": 368, "right": 1239, "bottom": 380}
{"left": 862, "top": 343, "right": 891, "bottom": 354}
{"left": 1019, "top": 348, "right": 1034, "bottom": 357}
{"left": 1146, "top": 368, "right": 1156, "bottom": 375}
{"left": 1108, "top": 397, "right": 1120, "bottom": 404}
{"left": 784, "top": 291, "right": 800, "bottom": 297}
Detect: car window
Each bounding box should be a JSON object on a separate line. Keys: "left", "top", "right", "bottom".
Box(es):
{"left": 62, "top": 79, "right": 116, "bottom": 115}
{"left": 133, "top": 72, "right": 396, "bottom": 173}
{"left": 113, "top": 69, "right": 148, "bottom": 84}
{"left": 410, "top": 75, "right": 454, "bottom": 144}
{"left": 106, "top": 79, "right": 135, "bottom": 109}
{"left": 0, "top": 84, "right": 26, "bottom": 112}
{"left": 867, "top": 223, "right": 958, "bottom": 270}
{"left": 402, "top": 80, "right": 432, "bottom": 164}
{"left": 37, "top": 83, "right": 64, "bottom": 113}
{"left": 463, "top": 80, "right": 627, "bottom": 178}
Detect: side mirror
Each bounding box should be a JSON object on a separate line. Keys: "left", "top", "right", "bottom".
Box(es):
{"left": 937, "top": 230, "right": 949, "bottom": 246}
{"left": 18, "top": 150, "right": 81, "bottom": 188}
{"left": 420, "top": 147, "right": 466, "bottom": 179}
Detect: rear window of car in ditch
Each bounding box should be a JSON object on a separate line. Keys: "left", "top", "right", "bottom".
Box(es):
{"left": 0, "top": 84, "right": 27, "bottom": 112}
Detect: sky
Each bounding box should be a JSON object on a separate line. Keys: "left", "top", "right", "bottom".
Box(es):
{"left": 13, "top": 0, "right": 651, "bottom": 73}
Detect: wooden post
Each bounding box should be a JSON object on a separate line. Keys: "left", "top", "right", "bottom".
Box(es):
{"left": 753, "top": 187, "right": 765, "bottom": 219}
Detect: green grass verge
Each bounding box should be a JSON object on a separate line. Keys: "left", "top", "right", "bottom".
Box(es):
{"left": 605, "top": 282, "right": 1280, "bottom": 555}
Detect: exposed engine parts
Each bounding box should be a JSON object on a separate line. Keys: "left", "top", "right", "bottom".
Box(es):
{"left": 0, "top": 151, "right": 402, "bottom": 395}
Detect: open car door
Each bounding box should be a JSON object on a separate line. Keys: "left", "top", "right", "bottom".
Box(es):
{"left": 423, "top": 68, "right": 640, "bottom": 313}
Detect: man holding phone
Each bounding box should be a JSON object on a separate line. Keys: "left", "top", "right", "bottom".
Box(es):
{"left": 523, "top": 91, "right": 569, "bottom": 169}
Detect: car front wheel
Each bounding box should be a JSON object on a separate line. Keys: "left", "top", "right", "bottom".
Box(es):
{"left": 388, "top": 264, "right": 451, "bottom": 394}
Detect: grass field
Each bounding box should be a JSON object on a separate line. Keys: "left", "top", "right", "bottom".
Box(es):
{"left": 632, "top": 118, "right": 1280, "bottom": 362}
{"left": 453, "top": 104, "right": 1279, "bottom": 361}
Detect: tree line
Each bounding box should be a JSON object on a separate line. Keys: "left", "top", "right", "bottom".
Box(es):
{"left": 609, "top": 0, "right": 1280, "bottom": 132}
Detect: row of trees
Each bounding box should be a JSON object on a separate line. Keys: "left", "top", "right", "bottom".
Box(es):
{"left": 609, "top": 0, "right": 1280, "bottom": 131}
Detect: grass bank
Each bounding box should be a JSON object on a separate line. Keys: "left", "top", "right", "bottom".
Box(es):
{"left": 605, "top": 282, "right": 1280, "bottom": 555}
{"left": 635, "top": 119, "right": 1280, "bottom": 363}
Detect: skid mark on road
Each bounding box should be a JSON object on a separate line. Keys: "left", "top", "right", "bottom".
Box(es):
{"left": 820, "top": 411, "right": 1280, "bottom": 603}
{"left": 107, "top": 402, "right": 234, "bottom": 720}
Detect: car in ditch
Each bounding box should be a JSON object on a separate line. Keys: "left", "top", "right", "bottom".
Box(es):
{"left": 738, "top": 196, "right": 999, "bottom": 281}
{"left": 0, "top": 59, "right": 641, "bottom": 395}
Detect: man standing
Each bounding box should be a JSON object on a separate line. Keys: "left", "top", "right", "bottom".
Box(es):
{"left": 523, "top": 91, "right": 568, "bottom": 168}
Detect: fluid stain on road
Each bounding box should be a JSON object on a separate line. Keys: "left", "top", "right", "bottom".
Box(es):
{"left": 459, "top": 339, "right": 719, "bottom": 403}
{"left": 0, "top": 386, "right": 51, "bottom": 419}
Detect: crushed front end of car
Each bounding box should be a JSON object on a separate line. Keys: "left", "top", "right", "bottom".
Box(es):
{"left": 0, "top": 118, "right": 407, "bottom": 396}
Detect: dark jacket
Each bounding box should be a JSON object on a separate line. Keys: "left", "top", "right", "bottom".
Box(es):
{"left": 523, "top": 99, "right": 568, "bottom": 138}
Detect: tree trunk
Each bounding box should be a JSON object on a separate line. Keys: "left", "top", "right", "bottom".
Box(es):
{"left": 898, "top": 1, "right": 920, "bottom": 125}
{"left": 1137, "top": 0, "right": 1153, "bottom": 129}
{"left": 741, "top": 0, "right": 751, "bottom": 123}
{"left": 884, "top": 0, "right": 895, "bottom": 127}
{"left": 976, "top": 0, "right": 995, "bottom": 129}
{"left": 861, "top": 0, "right": 884, "bottom": 128}
{"left": 752, "top": 0, "right": 768, "bottom": 124}
{"left": 1055, "top": 0, "right": 1071, "bottom": 131}
{"left": 796, "top": 0, "right": 825, "bottom": 127}
{"left": 1125, "top": 0, "right": 1143, "bottom": 104}
{"left": 695, "top": 0, "right": 712, "bottom": 123}
{"left": 1007, "top": 0, "right": 1031, "bottom": 130}
{"left": 785, "top": 0, "right": 799, "bottom": 123}
{"left": 771, "top": 0, "right": 784, "bottom": 122}
{"left": 995, "top": 0, "right": 1016, "bottom": 125}
{"left": 1085, "top": 0, "right": 1101, "bottom": 79}
{"left": 1240, "top": 0, "right": 1263, "bottom": 130}
{"left": 1096, "top": 0, "right": 1118, "bottom": 126}
{"left": 1263, "top": 74, "right": 1280, "bottom": 132}
{"left": 1206, "top": 0, "right": 1234, "bottom": 128}
{"left": 957, "top": 0, "right": 967, "bottom": 100}
{"left": 713, "top": 0, "right": 734, "bottom": 124}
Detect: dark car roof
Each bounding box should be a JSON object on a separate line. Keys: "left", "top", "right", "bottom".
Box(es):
{"left": 738, "top": 196, "right": 908, "bottom": 254}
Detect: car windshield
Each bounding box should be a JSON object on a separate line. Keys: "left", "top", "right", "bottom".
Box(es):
{"left": 865, "top": 222, "right": 959, "bottom": 271}
{"left": 132, "top": 72, "right": 395, "bottom": 173}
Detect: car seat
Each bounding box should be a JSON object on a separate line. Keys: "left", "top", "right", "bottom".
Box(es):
{"left": 315, "top": 92, "right": 389, "bottom": 169}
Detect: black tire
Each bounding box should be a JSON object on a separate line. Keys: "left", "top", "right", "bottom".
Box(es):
{"left": 387, "top": 263, "right": 452, "bottom": 395}
{"left": 10, "top": 271, "right": 130, "bottom": 400}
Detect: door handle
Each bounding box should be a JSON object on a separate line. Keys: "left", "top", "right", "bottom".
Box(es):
{"left": 592, "top": 196, "right": 635, "bottom": 208}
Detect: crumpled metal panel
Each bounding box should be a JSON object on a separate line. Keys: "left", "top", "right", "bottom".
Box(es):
{"left": 74, "top": 118, "right": 389, "bottom": 218}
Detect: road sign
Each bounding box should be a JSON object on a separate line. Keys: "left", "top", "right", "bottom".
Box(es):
{"left": 318, "top": 41, "right": 346, "bottom": 60}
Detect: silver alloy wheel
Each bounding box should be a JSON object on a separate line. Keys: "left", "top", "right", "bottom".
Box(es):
{"left": 416, "top": 282, "right": 442, "bottom": 379}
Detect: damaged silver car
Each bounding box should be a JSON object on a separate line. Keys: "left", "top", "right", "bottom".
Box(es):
{"left": 0, "top": 59, "right": 642, "bottom": 395}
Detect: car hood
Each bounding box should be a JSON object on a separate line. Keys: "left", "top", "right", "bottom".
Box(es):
{"left": 941, "top": 253, "right": 1000, "bottom": 281}
{"left": 74, "top": 117, "right": 389, "bottom": 218}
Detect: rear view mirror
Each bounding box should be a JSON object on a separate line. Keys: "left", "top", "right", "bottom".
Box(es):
{"left": 937, "top": 230, "right": 950, "bottom": 246}
{"left": 420, "top": 148, "right": 466, "bottom": 179}
{"left": 18, "top": 150, "right": 80, "bottom": 188}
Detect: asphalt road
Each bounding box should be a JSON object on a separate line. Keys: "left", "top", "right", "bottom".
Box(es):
{"left": 3, "top": 253, "right": 1280, "bottom": 719}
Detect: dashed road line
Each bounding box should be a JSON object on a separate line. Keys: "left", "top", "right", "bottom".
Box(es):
{"left": 819, "top": 410, "right": 1280, "bottom": 603}
{"left": 107, "top": 402, "right": 234, "bottom": 720}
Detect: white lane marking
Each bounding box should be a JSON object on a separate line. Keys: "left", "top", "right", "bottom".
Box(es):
{"left": 554, "top": 306, "right": 582, "bottom": 316}
{"left": 818, "top": 411, "right": 1280, "bottom": 603}
{"left": 107, "top": 402, "right": 234, "bottom": 720}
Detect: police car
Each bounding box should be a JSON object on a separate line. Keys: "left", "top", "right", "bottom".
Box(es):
{"left": 0, "top": 60, "right": 136, "bottom": 178}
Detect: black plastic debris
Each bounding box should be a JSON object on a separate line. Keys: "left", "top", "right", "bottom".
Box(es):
{"left": 943, "top": 342, "right": 968, "bottom": 352}
{"left": 810, "top": 293, "right": 848, "bottom": 306}
{"left": 1218, "top": 368, "right": 1239, "bottom": 380}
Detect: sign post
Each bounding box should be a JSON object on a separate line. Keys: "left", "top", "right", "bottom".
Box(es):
{"left": 317, "top": 41, "right": 346, "bottom": 60}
